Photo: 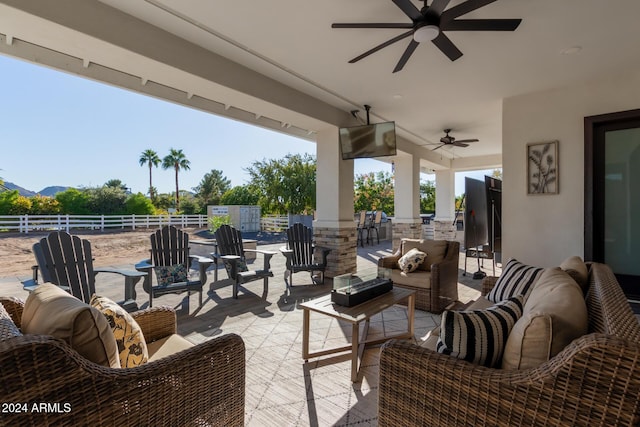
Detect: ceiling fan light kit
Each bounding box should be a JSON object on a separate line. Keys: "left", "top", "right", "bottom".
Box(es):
{"left": 332, "top": 0, "right": 522, "bottom": 72}
{"left": 413, "top": 24, "right": 439, "bottom": 42}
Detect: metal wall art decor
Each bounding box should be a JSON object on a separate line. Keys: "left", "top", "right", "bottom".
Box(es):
{"left": 527, "top": 140, "right": 558, "bottom": 194}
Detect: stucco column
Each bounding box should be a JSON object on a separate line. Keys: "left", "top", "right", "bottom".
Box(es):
{"left": 392, "top": 154, "right": 422, "bottom": 250}
{"left": 435, "top": 169, "right": 457, "bottom": 241}
{"left": 313, "top": 127, "right": 357, "bottom": 277}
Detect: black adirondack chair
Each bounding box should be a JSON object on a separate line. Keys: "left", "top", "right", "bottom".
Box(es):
{"left": 135, "top": 225, "right": 213, "bottom": 307}
{"left": 22, "top": 231, "right": 146, "bottom": 312}
{"left": 213, "top": 224, "right": 275, "bottom": 299}
{"left": 280, "top": 223, "right": 331, "bottom": 286}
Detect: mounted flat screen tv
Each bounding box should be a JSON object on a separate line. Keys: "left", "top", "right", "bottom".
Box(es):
{"left": 339, "top": 121, "right": 397, "bottom": 160}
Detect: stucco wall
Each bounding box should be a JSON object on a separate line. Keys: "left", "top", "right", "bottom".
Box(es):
{"left": 502, "top": 70, "right": 640, "bottom": 267}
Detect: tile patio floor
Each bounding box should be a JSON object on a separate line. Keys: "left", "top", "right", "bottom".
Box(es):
{"left": 0, "top": 237, "right": 501, "bottom": 426}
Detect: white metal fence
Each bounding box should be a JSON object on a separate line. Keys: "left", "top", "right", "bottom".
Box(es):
{"left": 0, "top": 214, "right": 208, "bottom": 234}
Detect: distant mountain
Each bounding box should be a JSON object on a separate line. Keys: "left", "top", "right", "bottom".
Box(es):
{"left": 2, "top": 182, "right": 69, "bottom": 197}
{"left": 3, "top": 181, "right": 36, "bottom": 197}
{"left": 39, "top": 186, "right": 69, "bottom": 197}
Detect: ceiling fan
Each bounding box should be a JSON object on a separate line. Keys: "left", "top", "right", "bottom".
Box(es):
{"left": 332, "top": 0, "right": 522, "bottom": 72}
{"left": 432, "top": 129, "right": 479, "bottom": 151}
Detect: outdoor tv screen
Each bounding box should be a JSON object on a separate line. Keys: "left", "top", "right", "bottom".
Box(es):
{"left": 339, "top": 121, "right": 397, "bottom": 160}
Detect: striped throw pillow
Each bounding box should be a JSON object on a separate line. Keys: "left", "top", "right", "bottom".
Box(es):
{"left": 436, "top": 296, "right": 524, "bottom": 368}
{"left": 487, "top": 259, "right": 544, "bottom": 303}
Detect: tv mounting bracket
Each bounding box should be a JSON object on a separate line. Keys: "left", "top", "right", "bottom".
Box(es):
{"left": 350, "top": 105, "right": 372, "bottom": 125}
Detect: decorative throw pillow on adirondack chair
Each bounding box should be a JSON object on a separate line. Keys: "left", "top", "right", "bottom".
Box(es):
{"left": 154, "top": 263, "right": 189, "bottom": 286}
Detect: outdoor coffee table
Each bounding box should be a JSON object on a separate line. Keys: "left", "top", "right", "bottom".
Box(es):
{"left": 301, "top": 286, "right": 415, "bottom": 382}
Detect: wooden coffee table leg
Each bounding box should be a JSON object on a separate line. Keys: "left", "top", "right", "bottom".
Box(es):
{"left": 351, "top": 322, "right": 359, "bottom": 382}
{"left": 408, "top": 293, "right": 415, "bottom": 337}
{"left": 303, "top": 308, "right": 310, "bottom": 361}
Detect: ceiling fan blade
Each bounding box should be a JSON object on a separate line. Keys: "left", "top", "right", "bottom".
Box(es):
{"left": 431, "top": 32, "right": 463, "bottom": 61}
{"left": 454, "top": 138, "right": 479, "bottom": 143}
{"left": 441, "top": 0, "right": 498, "bottom": 23}
{"left": 332, "top": 23, "right": 414, "bottom": 29}
{"left": 428, "top": 0, "right": 452, "bottom": 17}
{"left": 453, "top": 142, "right": 470, "bottom": 147}
{"left": 349, "top": 30, "right": 414, "bottom": 63}
{"left": 393, "top": 39, "right": 420, "bottom": 73}
{"left": 432, "top": 144, "right": 445, "bottom": 151}
{"left": 392, "top": 0, "right": 423, "bottom": 20}
{"left": 442, "top": 19, "right": 522, "bottom": 31}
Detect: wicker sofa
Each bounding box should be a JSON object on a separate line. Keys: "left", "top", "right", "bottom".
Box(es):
{"left": 378, "top": 239, "right": 459, "bottom": 313}
{"left": 378, "top": 262, "right": 640, "bottom": 426}
{"left": 0, "top": 291, "right": 245, "bottom": 427}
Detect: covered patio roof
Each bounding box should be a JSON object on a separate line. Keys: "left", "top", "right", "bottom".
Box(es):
{"left": 2, "top": 0, "right": 640, "bottom": 268}
{"left": 2, "top": 1, "right": 637, "bottom": 172}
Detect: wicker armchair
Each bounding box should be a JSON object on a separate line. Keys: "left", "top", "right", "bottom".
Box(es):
{"left": 378, "top": 262, "right": 640, "bottom": 426}
{"left": 0, "top": 297, "right": 245, "bottom": 427}
{"left": 378, "top": 239, "right": 459, "bottom": 313}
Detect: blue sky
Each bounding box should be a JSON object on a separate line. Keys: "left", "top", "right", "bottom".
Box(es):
{"left": 1, "top": 54, "right": 493, "bottom": 196}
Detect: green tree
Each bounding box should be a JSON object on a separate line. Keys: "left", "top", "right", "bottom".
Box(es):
{"left": 193, "top": 169, "right": 231, "bottom": 210}
{"left": 55, "top": 188, "right": 90, "bottom": 214}
{"left": 354, "top": 171, "right": 394, "bottom": 214}
{"left": 245, "top": 153, "right": 316, "bottom": 214}
{"left": 0, "top": 190, "right": 19, "bottom": 215}
{"left": 420, "top": 179, "right": 436, "bottom": 214}
{"left": 220, "top": 185, "right": 260, "bottom": 206}
{"left": 162, "top": 148, "right": 190, "bottom": 211}
{"left": 178, "top": 193, "right": 200, "bottom": 215}
{"left": 153, "top": 193, "right": 175, "bottom": 212}
{"left": 104, "top": 179, "right": 128, "bottom": 191}
{"left": 86, "top": 186, "right": 127, "bottom": 214}
{"left": 30, "top": 195, "right": 61, "bottom": 215}
{"left": 125, "top": 193, "right": 156, "bottom": 215}
{"left": 139, "top": 149, "right": 161, "bottom": 198}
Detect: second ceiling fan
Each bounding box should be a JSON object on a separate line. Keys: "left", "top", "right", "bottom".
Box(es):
{"left": 432, "top": 129, "right": 479, "bottom": 151}
{"left": 332, "top": 0, "right": 522, "bottom": 72}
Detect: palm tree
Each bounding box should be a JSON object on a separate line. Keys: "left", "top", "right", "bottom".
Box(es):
{"left": 139, "top": 149, "right": 160, "bottom": 198}
{"left": 162, "top": 148, "right": 191, "bottom": 211}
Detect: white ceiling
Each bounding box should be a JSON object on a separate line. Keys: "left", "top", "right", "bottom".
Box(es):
{"left": 5, "top": 0, "right": 640, "bottom": 164}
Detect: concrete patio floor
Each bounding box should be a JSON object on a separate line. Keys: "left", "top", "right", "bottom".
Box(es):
{"left": 0, "top": 237, "right": 501, "bottom": 426}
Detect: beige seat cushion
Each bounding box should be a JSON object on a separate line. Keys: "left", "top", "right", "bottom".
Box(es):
{"left": 401, "top": 239, "right": 448, "bottom": 272}
{"left": 147, "top": 334, "right": 194, "bottom": 362}
{"left": 502, "top": 268, "right": 588, "bottom": 370}
{"left": 390, "top": 269, "right": 431, "bottom": 289}
{"left": 21, "top": 283, "right": 120, "bottom": 368}
{"left": 560, "top": 256, "right": 589, "bottom": 294}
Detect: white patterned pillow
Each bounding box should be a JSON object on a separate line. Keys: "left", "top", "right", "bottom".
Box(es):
{"left": 487, "top": 259, "right": 544, "bottom": 303}
{"left": 91, "top": 295, "right": 149, "bottom": 368}
{"left": 436, "top": 296, "right": 524, "bottom": 368}
{"left": 398, "top": 248, "right": 427, "bottom": 273}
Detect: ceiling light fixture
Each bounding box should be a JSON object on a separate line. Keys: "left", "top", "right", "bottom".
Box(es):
{"left": 413, "top": 25, "right": 439, "bottom": 43}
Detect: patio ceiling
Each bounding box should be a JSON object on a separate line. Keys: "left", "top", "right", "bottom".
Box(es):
{"left": 2, "top": 0, "right": 640, "bottom": 169}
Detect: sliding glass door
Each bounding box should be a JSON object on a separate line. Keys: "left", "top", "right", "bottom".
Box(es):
{"left": 585, "top": 110, "right": 640, "bottom": 299}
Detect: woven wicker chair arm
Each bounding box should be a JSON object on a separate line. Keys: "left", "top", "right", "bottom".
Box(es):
{"left": 380, "top": 334, "right": 640, "bottom": 426}
{"left": 131, "top": 306, "right": 177, "bottom": 342}
{"left": 378, "top": 253, "right": 401, "bottom": 269}
{"left": 481, "top": 275, "right": 499, "bottom": 296}
{"left": 0, "top": 296, "right": 25, "bottom": 328}
{"left": 430, "top": 255, "right": 460, "bottom": 312}
{"left": 0, "top": 333, "right": 245, "bottom": 426}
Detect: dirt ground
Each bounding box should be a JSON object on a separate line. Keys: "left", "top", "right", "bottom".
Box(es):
{"left": 0, "top": 228, "right": 205, "bottom": 278}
